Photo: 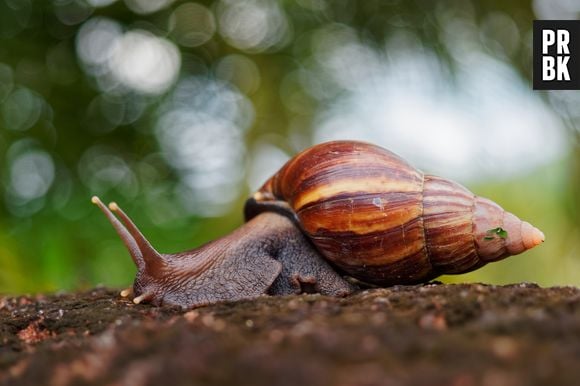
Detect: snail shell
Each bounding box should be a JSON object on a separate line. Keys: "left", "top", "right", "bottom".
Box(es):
{"left": 247, "top": 141, "right": 544, "bottom": 285}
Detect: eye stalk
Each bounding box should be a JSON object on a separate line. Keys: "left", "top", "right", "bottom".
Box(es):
{"left": 92, "top": 196, "right": 166, "bottom": 272}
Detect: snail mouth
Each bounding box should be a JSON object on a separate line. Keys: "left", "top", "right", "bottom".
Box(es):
{"left": 92, "top": 196, "right": 164, "bottom": 273}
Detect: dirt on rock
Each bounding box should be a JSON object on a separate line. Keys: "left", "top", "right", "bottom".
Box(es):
{"left": 1, "top": 283, "right": 580, "bottom": 386}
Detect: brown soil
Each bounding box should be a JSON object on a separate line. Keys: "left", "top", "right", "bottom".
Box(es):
{"left": 1, "top": 283, "right": 579, "bottom": 386}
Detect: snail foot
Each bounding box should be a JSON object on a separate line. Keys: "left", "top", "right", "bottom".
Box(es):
{"left": 267, "top": 227, "right": 356, "bottom": 297}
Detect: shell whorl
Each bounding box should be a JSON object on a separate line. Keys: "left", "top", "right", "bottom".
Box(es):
{"left": 247, "top": 141, "right": 544, "bottom": 285}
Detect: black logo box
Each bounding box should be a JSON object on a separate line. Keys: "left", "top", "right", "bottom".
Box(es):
{"left": 533, "top": 20, "right": 580, "bottom": 90}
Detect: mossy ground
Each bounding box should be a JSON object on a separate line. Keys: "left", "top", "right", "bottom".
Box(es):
{"left": 1, "top": 283, "right": 580, "bottom": 386}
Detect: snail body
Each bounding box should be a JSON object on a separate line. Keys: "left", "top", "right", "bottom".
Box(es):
{"left": 93, "top": 141, "right": 544, "bottom": 308}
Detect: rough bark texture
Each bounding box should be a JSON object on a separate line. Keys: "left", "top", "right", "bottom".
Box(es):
{"left": 1, "top": 283, "right": 579, "bottom": 386}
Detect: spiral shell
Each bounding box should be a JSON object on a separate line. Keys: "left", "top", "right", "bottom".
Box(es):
{"left": 246, "top": 141, "right": 544, "bottom": 285}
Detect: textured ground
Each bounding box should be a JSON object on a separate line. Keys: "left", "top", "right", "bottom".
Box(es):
{"left": 1, "top": 283, "right": 580, "bottom": 386}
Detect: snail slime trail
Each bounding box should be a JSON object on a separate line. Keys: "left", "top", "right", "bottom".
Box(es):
{"left": 93, "top": 141, "right": 545, "bottom": 308}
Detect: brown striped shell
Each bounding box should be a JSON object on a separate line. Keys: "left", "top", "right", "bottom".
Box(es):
{"left": 246, "top": 141, "right": 544, "bottom": 286}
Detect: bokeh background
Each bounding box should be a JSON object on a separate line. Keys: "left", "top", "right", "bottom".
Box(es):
{"left": 0, "top": 0, "right": 578, "bottom": 293}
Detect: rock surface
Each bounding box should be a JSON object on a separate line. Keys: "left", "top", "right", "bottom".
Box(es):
{"left": 1, "top": 283, "right": 580, "bottom": 386}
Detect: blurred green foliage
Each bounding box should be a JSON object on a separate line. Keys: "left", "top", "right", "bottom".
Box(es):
{"left": 0, "top": 0, "right": 578, "bottom": 293}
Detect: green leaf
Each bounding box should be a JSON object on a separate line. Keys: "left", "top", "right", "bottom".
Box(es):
{"left": 484, "top": 227, "right": 509, "bottom": 241}
{"left": 496, "top": 228, "right": 508, "bottom": 239}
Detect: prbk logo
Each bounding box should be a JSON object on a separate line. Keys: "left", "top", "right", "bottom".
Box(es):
{"left": 533, "top": 20, "right": 580, "bottom": 90}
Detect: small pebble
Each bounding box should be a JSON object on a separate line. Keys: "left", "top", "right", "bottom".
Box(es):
{"left": 370, "top": 312, "right": 387, "bottom": 325}
{"left": 490, "top": 336, "right": 518, "bottom": 361}
{"left": 373, "top": 297, "right": 390, "bottom": 305}
{"left": 418, "top": 312, "right": 447, "bottom": 331}
{"left": 183, "top": 310, "right": 199, "bottom": 322}
{"left": 268, "top": 329, "right": 284, "bottom": 343}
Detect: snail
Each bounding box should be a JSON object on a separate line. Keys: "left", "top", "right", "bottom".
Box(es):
{"left": 92, "top": 140, "right": 544, "bottom": 308}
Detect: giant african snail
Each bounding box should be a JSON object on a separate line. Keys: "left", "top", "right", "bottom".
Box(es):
{"left": 92, "top": 140, "right": 544, "bottom": 308}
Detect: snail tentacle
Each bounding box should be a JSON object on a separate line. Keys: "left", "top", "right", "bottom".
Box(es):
{"left": 92, "top": 196, "right": 146, "bottom": 270}
{"left": 108, "top": 201, "right": 165, "bottom": 272}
